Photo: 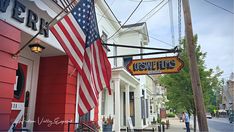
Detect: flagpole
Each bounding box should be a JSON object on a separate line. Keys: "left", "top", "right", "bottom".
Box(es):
{"left": 13, "top": 0, "right": 78, "bottom": 57}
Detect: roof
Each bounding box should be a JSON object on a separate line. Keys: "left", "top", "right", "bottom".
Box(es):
{"left": 121, "top": 22, "right": 146, "bottom": 28}
{"left": 103, "top": 0, "right": 121, "bottom": 26}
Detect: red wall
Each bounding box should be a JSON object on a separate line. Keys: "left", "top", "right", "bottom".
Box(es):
{"left": 0, "top": 20, "right": 20, "bottom": 130}
{"left": 34, "top": 56, "right": 77, "bottom": 131}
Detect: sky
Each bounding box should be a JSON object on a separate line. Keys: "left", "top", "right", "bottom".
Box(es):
{"left": 105, "top": 0, "right": 234, "bottom": 80}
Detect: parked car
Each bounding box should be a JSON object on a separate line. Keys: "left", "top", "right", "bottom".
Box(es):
{"left": 206, "top": 113, "right": 212, "bottom": 119}
{"left": 229, "top": 113, "right": 234, "bottom": 123}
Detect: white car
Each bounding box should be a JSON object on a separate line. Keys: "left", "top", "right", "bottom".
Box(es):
{"left": 206, "top": 113, "right": 212, "bottom": 119}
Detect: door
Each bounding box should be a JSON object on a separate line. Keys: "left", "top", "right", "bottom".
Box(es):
{"left": 9, "top": 63, "right": 27, "bottom": 130}
{"left": 9, "top": 60, "right": 33, "bottom": 131}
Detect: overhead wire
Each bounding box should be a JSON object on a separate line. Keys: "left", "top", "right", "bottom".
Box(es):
{"left": 114, "top": 0, "right": 173, "bottom": 47}
{"left": 107, "top": 0, "right": 144, "bottom": 40}
{"left": 168, "top": 0, "right": 175, "bottom": 46}
{"left": 176, "top": 0, "right": 182, "bottom": 56}
{"left": 133, "top": 30, "right": 174, "bottom": 47}
{"left": 139, "top": 0, "right": 169, "bottom": 22}
{"left": 97, "top": 0, "right": 117, "bottom": 24}
{"left": 128, "top": 0, "right": 158, "bottom": 2}
{"left": 178, "top": 0, "right": 182, "bottom": 44}
{"left": 137, "top": 0, "right": 165, "bottom": 22}
{"left": 104, "top": 0, "right": 175, "bottom": 48}
{"left": 96, "top": 1, "right": 172, "bottom": 47}
{"left": 203, "top": 0, "right": 234, "bottom": 14}
{"left": 134, "top": 0, "right": 174, "bottom": 47}
{"left": 97, "top": 13, "right": 120, "bottom": 23}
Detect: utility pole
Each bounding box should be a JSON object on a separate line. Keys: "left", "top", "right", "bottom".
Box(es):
{"left": 182, "top": 0, "right": 209, "bottom": 131}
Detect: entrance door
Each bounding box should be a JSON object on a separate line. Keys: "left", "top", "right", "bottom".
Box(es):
{"left": 9, "top": 61, "right": 32, "bottom": 131}
{"left": 9, "top": 63, "right": 27, "bottom": 130}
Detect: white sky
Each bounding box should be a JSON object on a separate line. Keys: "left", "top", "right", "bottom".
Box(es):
{"left": 105, "top": 0, "right": 234, "bottom": 79}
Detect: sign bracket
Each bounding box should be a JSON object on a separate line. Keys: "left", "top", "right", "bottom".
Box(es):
{"left": 103, "top": 43, "right": 179, "bottom": 58}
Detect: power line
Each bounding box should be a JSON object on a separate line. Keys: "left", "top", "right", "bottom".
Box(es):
{"left": 134, "top": 30, "right": 174, "bottom": 47}
{"left": 203, "top": 0, "right": 234, "bottom": 14}
{"left": 97, "top": 13, "right": 120, "bottom": 23}
{"left": 97, "top": 0, "right": 117, "bottom": 24}
{"left": 168, "top": 0, "right": 175, "bottom": 46}
{"left": 128, "top": 0, "right": 158, "bottom": 2}
{"left": 115, "top": 0, "right": 172, "bottom": 47}
{"left": 148, "top": 34, "right": 174, "bottom": 47}
{"left": 105, "top": 0, "right": 173, "bottom": 47}
{"left": 178, "top": 0, "right": 182, "bottom": 43}
{"left": 140, "top": 0, "right": 169, "bottom": 22}
{"left": 107, "top": 0, "right": 144, "bottom": 40}
{"left": 137, "top": 0, "right": 165, "bottom": 22}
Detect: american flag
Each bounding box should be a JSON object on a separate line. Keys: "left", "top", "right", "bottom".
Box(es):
{"left": 50, "top": 0, "right": 111, "bottom": 115}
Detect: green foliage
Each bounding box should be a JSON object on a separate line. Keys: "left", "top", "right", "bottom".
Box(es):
{"left": 157, "top": 117, "right": 161, "bottom": 124}
{"left": 166, "top": 113, "right": 176, "bottom": 118}
{"left": 159, "top": 35, "right": 223, "bottom": 115}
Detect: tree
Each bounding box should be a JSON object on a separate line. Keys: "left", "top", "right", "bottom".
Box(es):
{"left": 159, "top": 35, "right": 223, "bottom": 131}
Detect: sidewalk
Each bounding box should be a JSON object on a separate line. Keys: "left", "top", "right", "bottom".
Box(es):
{"left": 147, "top": 117, "right": 197, "bottom": 132}
{"left": 162, "top": 117, "right": 185, "bottom": 132}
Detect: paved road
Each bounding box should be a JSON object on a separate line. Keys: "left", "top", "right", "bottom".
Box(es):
{"left": 152, "top": 117, "right": 234, "bottom": 132}
{"left": 207, "top": 117, "right": 234, "bottom": 132}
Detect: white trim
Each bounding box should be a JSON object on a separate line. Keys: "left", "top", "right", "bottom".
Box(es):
{"left": 18, "top": 51, "right": 40, "bottom": 130}
{"left": 75, "top": 75, "right": 80, "bottom": 125}
{"left": 8, "top": 104, "right": 25, "bottom": 132}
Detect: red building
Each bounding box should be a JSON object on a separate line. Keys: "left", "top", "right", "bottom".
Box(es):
{"left": 0, "top": 0, "right": 82, "bottom": 131}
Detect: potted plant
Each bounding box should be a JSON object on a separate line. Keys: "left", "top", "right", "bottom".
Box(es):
{"left": 102, "top": 115, "right": 113, "bottom": 132}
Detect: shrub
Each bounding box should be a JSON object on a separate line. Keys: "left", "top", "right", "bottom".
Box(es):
{"left": 157, "top": 117, "right": 161, "bottom": 123}
{"left": 166, "top": 113, "right": 175, "bottom": 118}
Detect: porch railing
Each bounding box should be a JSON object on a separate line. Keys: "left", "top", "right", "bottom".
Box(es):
{"left": 68, "top": 121, "right": 99, "bottom": 132}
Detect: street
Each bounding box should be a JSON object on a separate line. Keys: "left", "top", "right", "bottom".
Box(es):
{"left": 190, "top": 116, "right": 234, "bottom": 132}
{"left": 207, "top": 118, "right": 234, "bottom": 132}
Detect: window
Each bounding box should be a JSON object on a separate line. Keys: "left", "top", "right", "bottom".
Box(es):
{"left": 146, "top": 99, "right": 149, "bottom": 118}
{"left": 101, "top": 31, "right": 110, "bottom": 51}
{"left": 123, "top": 57, "right": 132, "bottom": 68}
{"left": 101, "top": 31, "right": 107, "bottom": 43}
{"left": 150, "top": 105, "right": 153, "bottom": 114}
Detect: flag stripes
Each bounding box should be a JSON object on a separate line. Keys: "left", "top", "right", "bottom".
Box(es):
{"left": 51, "top": 0, "right": 111, "bottom": 116}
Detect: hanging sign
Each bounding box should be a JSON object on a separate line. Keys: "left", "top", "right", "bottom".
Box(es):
{"left": 127, "top": 56, "right": 184, "bottom": 75}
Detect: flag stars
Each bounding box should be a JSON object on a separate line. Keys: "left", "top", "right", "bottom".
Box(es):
{"left": 71, "top": 0, "right": 99, "bottom": 45}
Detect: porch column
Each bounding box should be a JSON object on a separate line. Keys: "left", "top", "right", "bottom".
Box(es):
{"left": 125, "top": 84, "right": 130, "bottom": 126}
{"left": 114, "top": 79, "right": 121, "bottom": 131}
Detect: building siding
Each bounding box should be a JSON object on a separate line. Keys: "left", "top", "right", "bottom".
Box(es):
{"left": 34, "top": 56, "right": 77, "bottom": 131}
{"left": 0, "top": 20, "right": 20, "bottom": 131}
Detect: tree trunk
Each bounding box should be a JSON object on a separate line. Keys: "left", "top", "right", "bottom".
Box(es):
{"left": 193, "top": 110, "right": 196, "bottom": 132}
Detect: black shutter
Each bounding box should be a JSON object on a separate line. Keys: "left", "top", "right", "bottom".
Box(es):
{"left": 141, "top": 97, "right": 145, "bottom": 118}
{"left": 146, "top": 99, "right": 149, "bottom": 118}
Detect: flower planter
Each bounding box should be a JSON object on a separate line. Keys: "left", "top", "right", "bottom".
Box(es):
{"left": 102, "top": 124, "right": 112, "bottom": 132}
